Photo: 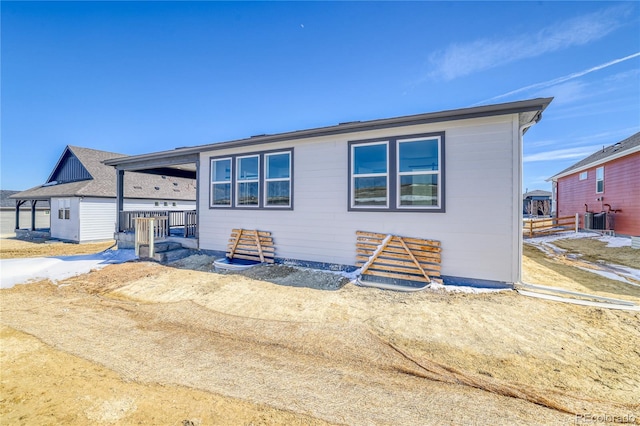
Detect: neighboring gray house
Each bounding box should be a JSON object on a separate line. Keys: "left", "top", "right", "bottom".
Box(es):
{"left": 105, "top": 98, "right": 552, "bottom": 286}
{"left": 0, "top": 190, "right": 50, "bottom": 236}
{"left": 11, "top": 146, "right": 196, "bottom": 243}
{"left": 523, "top": 189, "right": 551, "bottom": 217}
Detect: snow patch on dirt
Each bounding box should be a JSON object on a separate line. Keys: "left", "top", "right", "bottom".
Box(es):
{"left": 0, "top": 249, "right": 137, "bottom": 289}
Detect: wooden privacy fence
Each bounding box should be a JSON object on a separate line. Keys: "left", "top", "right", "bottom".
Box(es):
{"left": 227, "top": 229, "right": 275, "bottom": 263}
{"left": 356, "top": 231, "right": 441, "bottom": 285}
{"left": 134, "top": 216, "right": 168, "bottom": 257}
{"left": 523, "top": 214, "right": 578, "bottom": 238}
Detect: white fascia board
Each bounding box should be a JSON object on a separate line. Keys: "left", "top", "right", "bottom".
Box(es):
{"left": 547, "top": 145, "right": 640, "bottom": 182}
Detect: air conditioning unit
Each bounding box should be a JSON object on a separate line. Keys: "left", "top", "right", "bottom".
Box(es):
{"left": 584, "top": 212, "right": 593, "bottom": 230}
{"left": 592, "top": 212, "right": 607, "bottom": 230}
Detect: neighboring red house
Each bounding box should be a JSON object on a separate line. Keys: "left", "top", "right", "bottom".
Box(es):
{"left": 548, "top": 132, "right": 640, "bottom": 237}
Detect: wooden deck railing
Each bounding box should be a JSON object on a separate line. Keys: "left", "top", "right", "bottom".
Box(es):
{"left": 134, "top": 216, "right": 168, "bottom": 257}
{"left": 523, "top": 214, "right": 578, "bottom": 238}
{"left": 120, "top": 210, "right": 196, "bottom": 237}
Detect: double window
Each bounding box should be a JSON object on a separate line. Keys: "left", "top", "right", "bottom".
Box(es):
{"left": 210, "top": 150, "right": 292, "bottom": 209}
{"left": 349, "top": 133, "right": 444, "bottom": 212}
{"left": 57, "top": 198, "right": 70, "bottom": 220}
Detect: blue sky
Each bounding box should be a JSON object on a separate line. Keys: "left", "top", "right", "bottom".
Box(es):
{"left": 2, "top": 1, "right": 639, "bottom": 193}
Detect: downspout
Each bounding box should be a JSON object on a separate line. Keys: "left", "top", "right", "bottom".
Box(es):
{"left": 516, "top": 113, "right": 541, "bottom": 285}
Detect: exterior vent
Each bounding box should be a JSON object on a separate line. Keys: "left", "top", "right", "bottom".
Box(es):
{"left": 133, "top": 185, "right": 142, "bottom": 189}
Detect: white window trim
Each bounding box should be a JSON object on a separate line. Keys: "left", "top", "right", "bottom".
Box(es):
{"left": 264, "top": 151, "right": 292, "bottom": 208}
{"left": 579, "top": 171, "right": 587, "bottom": 181}
{"left": 596, "top": 166, "right": 604, "bottom": 194}
{"left": 236, "top": 154, "right": 260, "bottom": 208}
{"left": 351, "top": 141, "right": 389, "bottom": 209}
{"left": 396, "top": 137, "right": 441, "bottom": 210}
{"left": 58, "top": 198, "right": 71, "bottom": 220}
{"left": 210, "top": 157, "right": 233, "bottom": 207}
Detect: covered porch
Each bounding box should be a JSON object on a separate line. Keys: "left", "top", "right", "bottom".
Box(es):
{"left": 9, "top": 197, "right": 51, "bottom": 240}
{"left": 104, "top": 151, "right": 200, "bottom": 250}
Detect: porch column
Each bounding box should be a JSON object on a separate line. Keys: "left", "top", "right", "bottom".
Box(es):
{"left": 30, "top": 200, "right": 38, "bottom": 230}
{"left": 195, "top": 158, "right": 200, "bottom": 239}
{"left": 116, "top": 169, "right": 124, "bottom": 232}
{"left": 15, "top": 200, "right": 26, "bottom": 230}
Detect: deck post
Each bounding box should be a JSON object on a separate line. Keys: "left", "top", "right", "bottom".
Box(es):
{"left": 15, "top": 200, "right": 26, "bottom": 230}
{"left": 575, "top": 213, "right": 579, "bottom": 233}
{"left": 30, "top": 200, "right": 37, "bottom": 231}
{"left": 116, "top": 169, "right": 124, "bottom": 232}
{"left": 149, "top": 218, "right": 155, "bottom": 258}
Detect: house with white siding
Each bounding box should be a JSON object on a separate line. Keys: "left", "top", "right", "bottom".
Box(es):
{"left": 105, "top": 98, "right": 552, "bottom": 286}
{"left": 1, "top": 190, "right": 50, "bottom": 236}
{"left": 10, "top": 146, "right": 196, "bottom": 243}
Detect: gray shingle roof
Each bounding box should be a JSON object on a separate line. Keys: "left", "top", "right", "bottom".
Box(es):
{"left": 10, "top": 146, "right": 196, "bottom": 201}
{"left": 523, "top": 189, "right": 551, "bottom": 199}
{"left": 550, "top": 132, "right": 640, "bottom": 179}
{"left": 1, "top": 190, "right": 50, "bottom": 209}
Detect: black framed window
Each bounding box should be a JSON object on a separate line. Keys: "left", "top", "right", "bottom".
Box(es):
{"left": 349, "top": 132, "right": 445, "bottom": 212}
{"left": 236, "top": 155, "right": 260, "bottom": 207}
{"left": 209, "top": 149, "right": 293, "bottom": 210}
{"left": 351, "top": 142, "right": 388, "bottom": 208}
{"left": 265, "top": 152, "right": 291, "bottom": 207}
{"left": 211, "top": 157, "right": 232, "bottom": 206}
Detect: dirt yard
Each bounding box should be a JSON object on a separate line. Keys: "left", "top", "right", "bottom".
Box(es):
{"left": 1, "top": 237, "right": 639, "bottom": 425}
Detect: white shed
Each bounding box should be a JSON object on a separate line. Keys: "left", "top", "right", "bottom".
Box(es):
{"left": 11, "top": 146, "right": 196, "bottom": 243}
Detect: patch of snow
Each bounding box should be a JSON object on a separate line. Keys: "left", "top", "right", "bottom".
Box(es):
{"left": 597, "top": 235, "right": 632, "bottom": 248}
{"left": 340, "top": 268, "right": 361, "bottom": 281}
{"left": 611, "top": 265, "right": 640, "bottom": 282}
{"left": 576, "top": 267, "right": 640, "bottom": 287}
{"left": 428, "top": 281, "right": 508, "bottom": 294}
{"left": 0, "top": 249, "right": 137, "bottom": 289}
{"left": 524, "top": 231, "right": 600, "bottom": 244}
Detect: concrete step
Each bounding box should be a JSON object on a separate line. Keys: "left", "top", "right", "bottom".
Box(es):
{"left": 139, "top": 241, "right": 190, "bottom": 262}
{"left": 153, "top": 248, "right": 194, "bottom": 263}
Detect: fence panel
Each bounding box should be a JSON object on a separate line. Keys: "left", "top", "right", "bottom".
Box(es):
{"left": 523, "top": 215, "right": 577, "bottom": 238}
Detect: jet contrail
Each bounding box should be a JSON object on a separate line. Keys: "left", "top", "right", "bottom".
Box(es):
{"left": 476, "top": 52, "right": 640, "bottom": 105}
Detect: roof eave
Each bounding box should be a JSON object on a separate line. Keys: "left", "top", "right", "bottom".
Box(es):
{"left": 547, "top": 144, "right": 640, "bottom": 182}
{"left": 105, "top": 97, "right": 553, "bottom": 166}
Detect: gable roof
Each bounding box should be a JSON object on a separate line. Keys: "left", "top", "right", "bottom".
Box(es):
{"left": 10, "top": 146, "right": 196, "bottom": 201}
{"left": 105, "top": 97, "right": 553, "bottom": 169}
{"left": 523, "top": 189, "right": 551, "bottom": 199}
{"left": 549, "top": 132, "right": 640, "bottom": 181}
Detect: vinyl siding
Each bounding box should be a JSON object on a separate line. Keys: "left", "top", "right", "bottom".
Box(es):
{"left": 123, "top": 199, "right": 196, "bottom": 210}
{"left": 79, "top": 198, "right": 117, "bottom": 242}
{"left": 198, "top": 115, "right": 520, "bottom": 283}
{"left": 0, "top": 210, "right": 50, "bottom": 235}
{"left": 557, "top": 152, "right": 640, "bottom": 236}
{"left": 50, "top": 197, "right": 81, "bottom": 241}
